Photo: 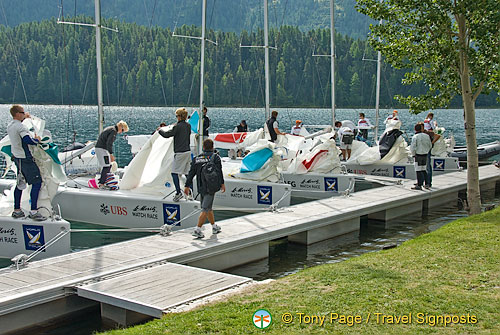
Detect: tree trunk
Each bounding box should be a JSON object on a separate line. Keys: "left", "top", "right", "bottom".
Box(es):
{"left": 458, "top": 16, "right": 481, "bottom": 215}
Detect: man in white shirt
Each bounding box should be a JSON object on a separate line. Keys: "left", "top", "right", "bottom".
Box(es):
{"left": 7, "top": 105, "right": 45, "bottom": 220}
{"left": 410, "top": 123, "right": 432, "bottom": 190}
{"left": 357, "top": 113, "right": 373, "bottom": 140}
{"left": 335, "top": 121, "right": 354, "bottom": 161}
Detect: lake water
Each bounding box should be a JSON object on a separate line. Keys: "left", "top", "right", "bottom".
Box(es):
{"left": 1, "top": 105, "right": 499, "bottom": 168}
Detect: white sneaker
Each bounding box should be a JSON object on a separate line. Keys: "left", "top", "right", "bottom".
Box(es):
{"left": 185, "top": 191, "right": 194, "bottom": 201}
{"left": 173, "top": 193, "right": 183, "bottom": 202}
{"left": 212, "top": 224, "right": 222, "bottom": 234}
{"left": 192, "top": 229, "right": 204, "bottom": 239}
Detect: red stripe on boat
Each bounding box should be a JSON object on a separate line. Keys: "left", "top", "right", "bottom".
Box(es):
{"left": 214, "top": 132, "right": 247, "bottom": 143}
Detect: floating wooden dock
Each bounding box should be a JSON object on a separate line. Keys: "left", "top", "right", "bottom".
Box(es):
{"left": 0, "top": 165, "right": 498, "bottom": 333}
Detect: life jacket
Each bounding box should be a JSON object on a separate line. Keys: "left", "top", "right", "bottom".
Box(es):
{"left": 266, "top": 117, "right": 278, "bottom": 142}
{"left": 236, "top": 124, "right": 248, "bottom": 132}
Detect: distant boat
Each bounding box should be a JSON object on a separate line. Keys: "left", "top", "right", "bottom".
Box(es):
{"left": 451, "top": 141, "right": 500, "bottom": 161}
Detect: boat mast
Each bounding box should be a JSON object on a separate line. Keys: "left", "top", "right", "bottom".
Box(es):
{"left": 374, "top": 17, "right": 382, "bottom": 141}
{"left": 95, "top": 0, "right": 104, "bottom": 134}
{"left": 329, "top": 0, "right": 335, "bottom": 125}
{"left": 197, "top": 0, "right": 207, "bottom": 153}
{"left": 264, "top": 0, "right": 271, "bottom": 120}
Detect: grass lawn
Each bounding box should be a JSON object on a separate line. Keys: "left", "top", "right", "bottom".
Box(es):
{"left": 99, "top": 206, "right": 500, "bottom": 334}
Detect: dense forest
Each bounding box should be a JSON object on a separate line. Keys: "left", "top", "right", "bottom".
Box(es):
{"left": 0, "top": 18, "right": 498, "bottom": 108}
{"left": 0, "top": 0, "right": 372, "bottom": 39}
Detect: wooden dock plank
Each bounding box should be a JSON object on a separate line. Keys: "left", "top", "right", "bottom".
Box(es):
{"left": 77, "top": 263, "right": 251, "bottom": 317}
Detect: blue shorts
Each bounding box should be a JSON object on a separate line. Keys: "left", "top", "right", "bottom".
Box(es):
{"left": 200, "top": 193, "right": 215, "bottom": 212}
{"left": 14, "top": 157, "right": 42, "bottom": 185}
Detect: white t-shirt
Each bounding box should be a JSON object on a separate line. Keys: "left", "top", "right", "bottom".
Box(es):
{"left": 357, "top": 118, "right": 373, "bottom": 128}
{"left": 7, "top": 119, "right": 30, "bottom": 158}
{"left": 424, "top": 118, "right": 436, "bottom": 131}
{"left": 291, "top": 126, "right": 302, "bottom": 135}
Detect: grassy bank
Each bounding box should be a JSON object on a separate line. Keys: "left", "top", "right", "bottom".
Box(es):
{"left": 100, "top": 207, "right": 500, "bottom": 334}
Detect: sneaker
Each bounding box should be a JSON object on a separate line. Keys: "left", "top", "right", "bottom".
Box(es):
{"left": 185, "top": 191, "right": 194, "bottom": 201}
{"left": 173, "top": 193, "right": 183, "bottom": 202}
{"left": 99, "top": 184, "right": 111, "bottom": 190}
{"left": 411, "top": 185, "right": 423, "bottom": 190}
{"left": 212, "top": 224, "right": 222, "bottom": 234}
{"left": 424, "top": 185, "right": 431, "bottom": 190}
{"left": 29, "top": 211, "right": 46, "bottom": 221}
{"left": 11, "top": 210, "right": 25, "bottom": 219}
{"left": 191, "top": 229, "right": 205, "bottom": 239}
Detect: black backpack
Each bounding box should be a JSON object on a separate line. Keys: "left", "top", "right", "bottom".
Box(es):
{"left": 201, "top": 154, "right": 222, "bottom": 194}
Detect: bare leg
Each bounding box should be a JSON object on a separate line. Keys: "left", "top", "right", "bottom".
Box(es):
{"left": 197, "top": 212, "right": 208, "bottom": 228}
{"left": 347, "top": 149, "right": 351, "bottom": 160}
{"left": 207, "top": 210, "right": 215, "bottom": 225}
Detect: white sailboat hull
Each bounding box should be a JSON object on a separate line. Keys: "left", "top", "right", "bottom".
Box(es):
{"left": 282, "top": 172, "right": 355, "bottom": 199}
{"left": 52, "top": 187, "right": 200, "bottom": 230}
{"left": 210, "top": 178, "right": 291, "bottom": 211}
{"left": 344, "top": 156, "right": 460, "bottom": 180}
{"left": 0, "top": 216, "right": 70, "bottom": 260}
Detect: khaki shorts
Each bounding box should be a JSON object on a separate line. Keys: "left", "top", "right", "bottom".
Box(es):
{"left": 172, "top": 151, "right": 192, "bottom": 174}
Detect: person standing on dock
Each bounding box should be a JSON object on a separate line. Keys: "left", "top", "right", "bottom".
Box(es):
{"left": 420, "top": 120, "right": 441, "bottom": 189}
{"left": 410, "top": 123, "right": 432, "bottom": 190}
{"left": 159, "top": 108, "right": 191, "bottom": 202}
{"left": 95, "top": 120, "right": 129, "bottom": 190}
{"left": 184, "top": 139, "right": 225, "bottom": 239}
{"left": 7, "top": 105, "right": 45, "bottom": 221}
{"left": 266, "top": 110, "right": 286, "bottom": 143}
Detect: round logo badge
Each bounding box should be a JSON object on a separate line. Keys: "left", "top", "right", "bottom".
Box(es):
{"left": 253, "top": 309, "right": 272, "bottom": 329}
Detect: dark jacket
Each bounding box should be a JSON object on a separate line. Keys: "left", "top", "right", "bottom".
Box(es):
{"left": 158, "top": 120, "right": 191, "bottom": 153}
{"left": 96, "top": 125, "right": 118, "bottom": 154}
{"left": 236, "top": 123, "right": 248, "bottom": 132}
{"left": 266, "top": 116, "right": 278, "bottom": 142}
{"left": 203, "top": 115, "right": 210, "bottom": 137}
{"left": 185, "top": 150, "right": 224, "bottom": 195}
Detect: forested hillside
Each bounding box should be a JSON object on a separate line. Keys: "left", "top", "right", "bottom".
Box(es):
{"left": 0, "top": 0, "right": 371, "bottom": 39}
{"left": 0, "top": 19, "right": 497, "bottom": 108}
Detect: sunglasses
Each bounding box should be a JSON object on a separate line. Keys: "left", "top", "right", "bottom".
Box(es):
{"left": 17, "top": 111, "right": 25, "bottom": 114}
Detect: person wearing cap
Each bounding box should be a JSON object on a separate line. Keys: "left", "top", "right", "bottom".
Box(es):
{"left": 291, "top": 120, "right": 303, "bottom": 136}
{"left": 95, "top": 120, "right": 129, "bottom": 190}
{"left": 159, "top": 108, "right": 191, "bottom": 201}
{"left": 233, "top": 120, "right": 249, "bottom": 157}
{"left": 384, "top": 110, "right": 400, "bottom": 124}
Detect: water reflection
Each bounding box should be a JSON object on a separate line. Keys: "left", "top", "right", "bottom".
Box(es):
{"left": 225, "top": 197, "right": 498, "bottom": 280}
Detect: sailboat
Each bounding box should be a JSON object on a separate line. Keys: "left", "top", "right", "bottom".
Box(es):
{"left": 339, "top": 19, "right": 460, "bottom": 180}
{"left": 52, "top": 0, "right": 291, "bottom": 230}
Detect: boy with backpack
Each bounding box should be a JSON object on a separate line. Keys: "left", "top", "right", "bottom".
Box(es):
{"left": 184, "top": 139, "right": 225, "bottom": 238}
